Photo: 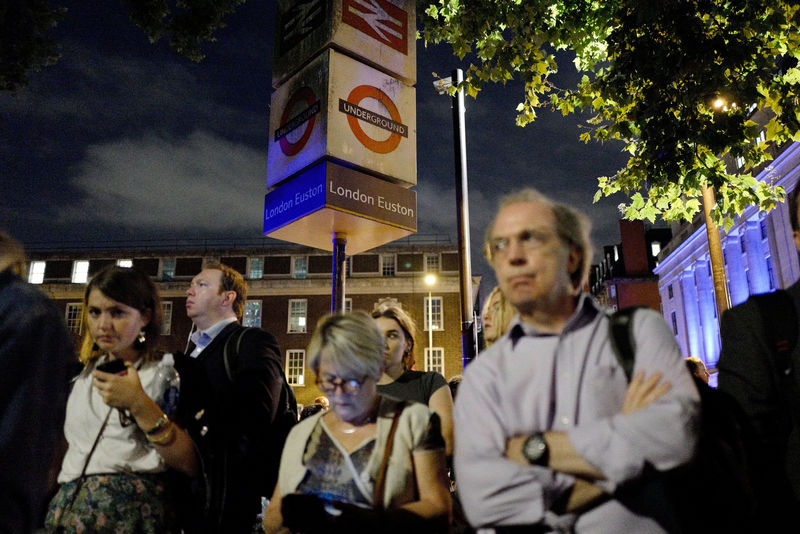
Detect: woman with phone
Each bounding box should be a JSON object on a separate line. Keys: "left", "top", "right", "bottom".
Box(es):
{"left": 45, "top": 265, "right": 197, "bottom": 533}
{"left": 263, "top": 311, "right": 451, "bottom": 534}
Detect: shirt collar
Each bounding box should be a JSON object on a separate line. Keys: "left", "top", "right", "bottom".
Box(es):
{"left": 194, "top": 317, "right": 238, "bottom": 344}
{"left": 509, "top": 292, "right": 600, "bottom": 347}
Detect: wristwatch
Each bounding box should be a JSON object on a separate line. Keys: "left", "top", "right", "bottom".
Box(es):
{"left": 522, "top": 432, "right": 549, "bottom": 466}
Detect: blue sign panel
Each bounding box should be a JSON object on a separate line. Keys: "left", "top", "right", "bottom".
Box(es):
{"left": 263, "top": 162, "right": 327, "bottom": 233}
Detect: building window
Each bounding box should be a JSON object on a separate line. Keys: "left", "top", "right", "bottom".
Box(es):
{"left": 288, "top": 299, "right": 307, "bottom": 333}
{"left": 671, "top": 311, "right": 678, "bottom": 335}
{"left": 609, "top": 284, "right": 617, "bottom": 298}
{"left": 28, "top": 261, "right": 45, "bottom": 284}
{"left": 735, "top": 155, "right": 745, "bottom": 169}
{"left": 760, "top": 219, "right": 768, "bottom": 241}
{"left": 65, "top": 303, "right": 83, "bottom": 333}
{"left": 767, "top": 256, "right": 776, "bottom": 290}
{"left": 249, "top": 257, "right": 263, "bottom": 279}
{"left": 423, "top": 296, "right": 443, "bottom": 331}
{"left": 292, "top": 256, "right": 308, "bottom": 279}
{"left": 161, "top": 259, "right": 176, "bottom": 281}
{"left": 72, "top": 261, "right": 89, "bottom": 283}
{"left": 381, "top": 254, "right": 396, "bottom": 277}
{"left": 668, "top": 284, "right": 674, "bottom": 299}
{"left": 286, "top": 350, "right": 306, "bottom": 386}
{"left": 757, "top": 130, "right": 766, "bottom": 144}
{"left": 345, "top": 298, "right": 352, "bottom": 313}
{"left": 117, "top": 259, "right": 133, "bottom": 267}
{"left": 161, "top": 302, "right": 173, "bottom": 335}
{"left": 650, "top": 242, "right": 661, "bottom": 257}
{"left": 244, "top": 300, "right": 262, "bottom": 327}
{"left": 425, "top": 254, "right": 440, "bottom": 273}
{"left": 424, "top": 347, "right": 445, "bottom": 375}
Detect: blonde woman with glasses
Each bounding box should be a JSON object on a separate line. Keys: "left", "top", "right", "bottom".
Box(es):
{"left": 263, "top": 311, "right": 450, "bottom": 534}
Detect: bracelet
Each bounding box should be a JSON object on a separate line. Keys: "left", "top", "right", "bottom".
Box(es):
{"left": 143, "top": 413, "right": 169, "bottom": 436}
{"left": 146, "top": 421, "right": 175, "bottom": 445}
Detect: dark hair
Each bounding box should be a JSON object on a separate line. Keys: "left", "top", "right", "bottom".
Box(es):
{"left": 299, "top": 403, "right": 326, "bottom": 420}
{"left": 371, "top": 298, "right": 417, "bottom": 362}
{"left": 80, "top": 265, "right": 161, "bottom": 364}
{"left": 789, "top": 185, "right": 800, "bottom": 232}
{"left": 203, "top": 262, "right": 247, "bottom": 319}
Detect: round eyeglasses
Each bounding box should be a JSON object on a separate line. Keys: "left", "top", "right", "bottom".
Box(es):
{"left": 315, "top": 374, "right": 369, "bottom": 395}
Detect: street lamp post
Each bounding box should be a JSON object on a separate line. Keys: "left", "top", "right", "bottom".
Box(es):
{"left": 424, "top": 273, "right": 437, "bottom": 361}
{"left": 434, "top": 69, "right": 477, "bottom": 369}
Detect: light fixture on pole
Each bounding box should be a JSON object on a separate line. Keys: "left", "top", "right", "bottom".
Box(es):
{"left": 424, "top": 273, "right": 437, "bottom": 362}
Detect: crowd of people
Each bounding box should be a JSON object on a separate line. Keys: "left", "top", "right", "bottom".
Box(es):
{"left": 3, "top": 184, "right": 800, "bottom": 533}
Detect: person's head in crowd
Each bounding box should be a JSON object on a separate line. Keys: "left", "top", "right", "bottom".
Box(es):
{"left": 313, "top": 395, "right": 330, "bottom": 409}
{"left": 448, "top": 375, "right": 462, "bottom": 400}
{"left": 308, "top": 311, "right": 386, "bottom": 423}
{"left": 685, "top": 357, "right": 710, "bottom": 385}
{"left": 481, "top": 286, "right": 516, "bottom": 346}
{"left": 80, "top": 265, "right": 161, "bottom": 365}
{"left": 484, "top": 188, "right": 592, "bottom": 322}
{"left": 299, "top": 403, "right": 326, "bottom": 420}
{"left": 186, "top": 262, "right": 247, "bottom": 329}
{"left": 0, "top": 231, "right": 26, "bottom": 277}
{"left": 371, "top": 298, "right": 418, "bottom": 375}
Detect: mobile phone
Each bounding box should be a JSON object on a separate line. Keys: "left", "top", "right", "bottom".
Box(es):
{"left": 96, "top": 359, "right": 127, "bottom": 374}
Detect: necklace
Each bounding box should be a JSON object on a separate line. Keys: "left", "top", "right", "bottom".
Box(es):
{"left": 335, "top": 404, "right": 379, "bottom": 434}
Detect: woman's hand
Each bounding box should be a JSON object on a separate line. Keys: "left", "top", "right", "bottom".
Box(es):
{"left": 92, "top": 363, "right": 147, "bottom": 413}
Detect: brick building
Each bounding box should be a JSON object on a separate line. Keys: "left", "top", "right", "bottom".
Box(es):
{"left": 25, "top": 236, "right": 472, "bottom": 408}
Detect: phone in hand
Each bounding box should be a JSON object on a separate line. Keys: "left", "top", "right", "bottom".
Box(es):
{"left": 96, "top": 358, "right": 127, "bottom": 374}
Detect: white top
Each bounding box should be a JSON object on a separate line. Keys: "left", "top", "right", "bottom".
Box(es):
{"left": 57, "top": 355, "right": 170, "bottom": 483}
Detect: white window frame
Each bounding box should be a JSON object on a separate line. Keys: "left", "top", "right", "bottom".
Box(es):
{"left": 425, "top": 253, "right": 440, "bottom": 273}
{"left": 72, "top": 260, "right": 89, "bottom": 283}
{"left": 424, "top": 347, "right": 445, "bottom": 375}
{"left": 423, "top": 296, "right": 443, "bottom": 331}
{"left": 292, "top": 256, "right": 308, "bottom": 279}
{"left": 381, "top": 254, "right": 396, "bottom": 277}
{"left": 344, "top": 298, "right": 352, "bottom": 313}
{"left": 161, "top": 302, "right": 173, "bottom": 335}
{"left": 286, "top": 349, "right": 306, "bottom": 386}
{"left": 117, "top": 259, "right": 133, "bottom": 267}
{"left": 28, "top": 261, "right": 46, "bottom": 284}
{"left": 244, "top": 300, "right": 263, "bottom": 328}
{"left": 65, "top": 303, "right": 83, "bottom": 334}
{"left": 288, "top": 299, "right": 308, "bottom": 333}
{"left": 249, "top": 257, "right": 264, "bottom": 280}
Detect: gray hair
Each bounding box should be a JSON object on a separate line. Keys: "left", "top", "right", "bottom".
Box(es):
{"left": 308, "top": 311, "right": 385, "bottom": 379}
{"left": 484, "top": 188, "right": 593, "bottom": 291}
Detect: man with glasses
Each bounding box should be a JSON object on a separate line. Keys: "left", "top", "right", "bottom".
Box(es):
{"left": 453, "top": 188, "right": 700, "bottom": 532}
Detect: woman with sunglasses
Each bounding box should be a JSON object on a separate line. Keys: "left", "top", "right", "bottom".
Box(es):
{"left": 263, "top": 311, "right": 451, "bottom": 534}
{"left": 45, "top": 265, "right": 197, "bottom": 533}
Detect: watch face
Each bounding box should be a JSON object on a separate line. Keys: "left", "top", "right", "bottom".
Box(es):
{"left": 523, "top": 434, "right": 547, "bottom": 464}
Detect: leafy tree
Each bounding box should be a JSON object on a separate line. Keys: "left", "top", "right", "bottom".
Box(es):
{"left": 419, "top": 0, "right": 800, "bottom": 229}
{"left": 0, "top": 0, "right": 246, "bottom": 92}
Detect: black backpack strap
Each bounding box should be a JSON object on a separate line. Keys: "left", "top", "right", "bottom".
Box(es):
{"left": 222, "top": 326, "right": 252, "bottom": 383}
{"left": 609, "top": 307, "right": 641, "bottom": 382}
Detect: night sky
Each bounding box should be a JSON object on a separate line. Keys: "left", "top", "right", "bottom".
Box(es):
{"left": 0, "top": 1, "right": 632, "bottom": 290}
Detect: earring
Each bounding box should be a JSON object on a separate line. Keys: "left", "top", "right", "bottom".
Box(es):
{"left": 138, "top": 330, "right": 146, "bottom": 344}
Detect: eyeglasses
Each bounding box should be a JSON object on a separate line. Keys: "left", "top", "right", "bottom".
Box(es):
{"left": 487, "top": 228, "right": 554, "bottom": 259}
{"left": 315, "top": 374, "right": 369, "bottom": 395}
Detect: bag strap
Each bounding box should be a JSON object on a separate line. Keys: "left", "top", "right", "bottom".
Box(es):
{"left": 222, "top": 326, "right": 252, "bottom": 383}
{"left": 608, "top": 307, "right": 641, "bottom": 382}
{"left": 373, "top": 405, "right": 403, "bottom": 511}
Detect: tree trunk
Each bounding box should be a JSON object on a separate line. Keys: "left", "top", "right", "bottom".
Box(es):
{"left": 702, "top": 184, "right": 731, "bottom": 318}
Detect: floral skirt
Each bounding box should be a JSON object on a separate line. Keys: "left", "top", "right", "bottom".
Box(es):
{"left": 44, "top": 472, "right": 179, "bottom": 533}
